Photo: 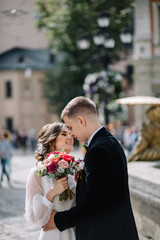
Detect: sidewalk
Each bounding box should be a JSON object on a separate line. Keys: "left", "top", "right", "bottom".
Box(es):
{"left": 0, "top": 151, "right": 39, "bottom": 240}
{"left": 0, "top": 148, "right": 84, "bottom": 240}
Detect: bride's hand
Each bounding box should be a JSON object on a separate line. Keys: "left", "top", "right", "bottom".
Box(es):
{"left": 46, "top": 177, "right": 69, "bottom": 202}
{"left": 52, "top": 177, "right": 69, "bottom": 195}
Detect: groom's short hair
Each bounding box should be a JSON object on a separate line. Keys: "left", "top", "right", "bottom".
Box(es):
{"left": 61, "top": 96, "right": 97, "bottom": 119}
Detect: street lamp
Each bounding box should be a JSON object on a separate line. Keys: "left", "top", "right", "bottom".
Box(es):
{"left": 76, "top": 37, "right": 90, "bottom": 50}
{"left": 97, "top": 13, "right": 110, "bottom": 28}
{"left": 120, "top": 26, "right": 133, "bottom": 50}
{"left": 76, "top": 13, "right": 115, "bottom": 52}
{"left": 93, "top": 30, "right": 105, "bottom": 46}
{"left": 76, "top": 14, "right": 115, "bottom": 125}
{"left": 120, "top": 32, "right": 132, "bottom": 44}
{"left": 76, "top": 14, "right": 117, "bottom": 125}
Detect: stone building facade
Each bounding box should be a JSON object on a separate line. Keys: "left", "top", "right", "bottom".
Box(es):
{"left": 0, "top": 47, "right": 59, "bottom": 132}
{"left": 0, "top": 0, "right": 48, "bottom": 53}
{"left": 133, "top": 0, "right": 160, "bottom": 128}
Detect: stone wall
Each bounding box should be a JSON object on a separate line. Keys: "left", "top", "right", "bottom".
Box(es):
{"left": 128, "top": 161, "right": 160, "bottom": 240}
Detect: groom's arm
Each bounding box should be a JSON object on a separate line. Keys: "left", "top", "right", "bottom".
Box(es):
{"left": 42, "top": 210, "right": 57, "bottom": 231}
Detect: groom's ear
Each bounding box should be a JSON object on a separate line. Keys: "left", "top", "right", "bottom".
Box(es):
{"left": 77, "top": 116, "right": 86, "bottom": 127}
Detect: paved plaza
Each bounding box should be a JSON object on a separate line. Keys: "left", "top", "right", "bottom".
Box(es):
{"left": 0, "top": 149, "right": 147, "bottom": 240}
{"left": 0, "top": 151, "right": 40, "bottom": 240}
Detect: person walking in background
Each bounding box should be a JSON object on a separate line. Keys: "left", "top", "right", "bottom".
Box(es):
{"left": 4, "top": 130, "right": 13, "bottom": 174}
{"left": 0, "top": 130, "right": 12, "bottom": 186}
{"left": 19, "top": 128, "right": 28, "bottom": 152}
{"left": 28, "top": 128, "right": 37, "bottom": 152}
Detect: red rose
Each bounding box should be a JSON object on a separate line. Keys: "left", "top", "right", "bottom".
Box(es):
{"left": 48, "top": 162, "right": 57, "bottom": 173}
{"left": 53, "top": 151, "right": 61, "bottom": 154}
{"left": 61, "top": 153, "right": 73, "bottom": 162}
{"left": 46, "top": 152, "right": 52, "bottom": 157}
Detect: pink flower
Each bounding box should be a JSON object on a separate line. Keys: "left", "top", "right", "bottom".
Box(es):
{"left": 44, "top": 159, "right": 52, "bottom": 167}
{"left": 36, "top": 162, "right": 47, "bottom": 171}
{"left": 48, "top": 162, "right": 58, "bottom": 173}
{"left": 58, "top": 160, "right": 69, "bottom": 169}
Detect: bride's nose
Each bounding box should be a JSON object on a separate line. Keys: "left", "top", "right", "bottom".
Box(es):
{"left": 68, "top": 133, "right": 73, "bottom": 139}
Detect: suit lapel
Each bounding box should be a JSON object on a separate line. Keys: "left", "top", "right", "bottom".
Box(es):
{"left": 77, "top": 127, "right": 107, "bottom": 200}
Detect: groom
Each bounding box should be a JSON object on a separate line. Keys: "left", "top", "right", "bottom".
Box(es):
{"left": 42, "top": 96, "right": 139, "bottom": 240}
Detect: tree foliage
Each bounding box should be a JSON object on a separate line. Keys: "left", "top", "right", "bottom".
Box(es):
{"left": 35, "top": 0, "right": 133, "bottom": 117}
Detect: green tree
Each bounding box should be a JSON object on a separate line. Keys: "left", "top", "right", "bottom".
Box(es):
{"left": 35, "top": 0, "right": 133, "bottom": 117}
{"left": 42, "top": 56, "right": 84, "bottom": 116}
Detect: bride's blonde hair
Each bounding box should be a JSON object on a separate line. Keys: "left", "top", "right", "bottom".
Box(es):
{"left": 35, "top": 122, "right": 65, "bottom": 162}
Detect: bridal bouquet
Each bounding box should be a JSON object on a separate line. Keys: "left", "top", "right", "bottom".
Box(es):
{"left": 36, "top": 151, "right": 84, "bottom": 201}
{"left": 71, "top": 158, "right": 85, "bottom": 180}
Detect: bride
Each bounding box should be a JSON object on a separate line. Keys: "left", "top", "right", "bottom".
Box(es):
{"left": 25, "top": 122, "right": 76, "bottom": 240}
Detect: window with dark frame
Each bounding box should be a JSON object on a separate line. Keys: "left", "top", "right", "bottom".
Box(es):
{"left": 6, "top": 118, "right": 13, "bottom": 132}
{"left": 5, "top": 81, "right": 12, "bottom": 98}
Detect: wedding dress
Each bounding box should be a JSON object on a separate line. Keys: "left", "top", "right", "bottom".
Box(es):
{"left": 25, "top": 167, "right": 76, "bottom": 240}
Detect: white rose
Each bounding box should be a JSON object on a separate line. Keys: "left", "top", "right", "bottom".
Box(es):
{"left": 76, "top": 166, "right": 81, "bottom": 171}
{"left": 48, "top": 154, "right": 56, "bottom": 161}
{"left": 37, "top": 162, "right": 47, "bottom": 171}
{"left": 79, "top": 162, "right": 84, "bottom": 170}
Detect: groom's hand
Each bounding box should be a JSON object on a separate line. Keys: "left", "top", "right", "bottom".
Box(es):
{"left": 42, "top": 210, "right": 57, "bottom": 231}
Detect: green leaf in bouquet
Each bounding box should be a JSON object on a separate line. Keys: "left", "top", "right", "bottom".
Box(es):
{"left": 72, "top": 162, "right": 76, "bottom": 166}
{"left": 37, "top": 170, "right": 42, "bottom": 176}
{"left": 48, "top": 172, "right": 55, "bottom": 179}
{"left": 66, "top": 167, "right": 74, "bottom": 175}
{"left": 57, "top": 167, "right": 65, "bottom": 174}
{"left": 43, "top": 169, "right": 47, "bottom": 175}
{"left": 55, "top": 171, "right": 60, "bottom": 178}
{"left": 69, "top": 167, "right": 74, "bottom": 175}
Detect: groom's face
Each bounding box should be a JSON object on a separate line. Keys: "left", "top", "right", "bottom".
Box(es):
{"left": 63, "top": 116, "right": 87, "bottom": 144}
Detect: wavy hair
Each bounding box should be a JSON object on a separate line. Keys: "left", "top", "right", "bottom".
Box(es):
{"left": 35, "top": 122, "right": 65, "bottom": 162}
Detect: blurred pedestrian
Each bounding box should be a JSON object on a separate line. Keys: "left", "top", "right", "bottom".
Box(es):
{"left": 28, "top": 128, "right": 37, "bottom": 152}
{"left": 4, "top": 130, "right": 13, "bottom": 174}
{"left": 123, "top": 126, "right": 137, "bottom": 155}
{"left": 19, "top": 128, "right": 28, "bottom": 152}
{"left": 0, "top": 131, "right": 12, "bottom": 186}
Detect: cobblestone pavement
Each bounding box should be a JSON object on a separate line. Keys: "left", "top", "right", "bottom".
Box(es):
{"left": 0, "top": 149, "right": 84, "bottom": 240}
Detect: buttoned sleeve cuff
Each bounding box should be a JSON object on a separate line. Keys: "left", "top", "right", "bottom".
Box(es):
{"left": 42, "top": 195, "right": 54, "bottom": 208}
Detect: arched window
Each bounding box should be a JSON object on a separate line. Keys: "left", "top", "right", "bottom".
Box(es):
{"left": 5, "top": 81, "right": 12, "bottom": 98}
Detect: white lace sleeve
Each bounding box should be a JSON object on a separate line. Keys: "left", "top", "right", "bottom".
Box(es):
{"left": 25, "top": 167, "right": 54, "bottom": 226}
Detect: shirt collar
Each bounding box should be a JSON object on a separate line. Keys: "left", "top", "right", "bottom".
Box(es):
{"left": 87, "top": 126, "right": 104, "bottom": 147}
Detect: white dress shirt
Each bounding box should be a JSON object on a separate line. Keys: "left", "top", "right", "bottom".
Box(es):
{"left": 87, "top": 126, "right": 104, "bottom": 147}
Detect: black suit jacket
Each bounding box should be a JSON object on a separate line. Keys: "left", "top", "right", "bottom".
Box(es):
{"left": 55, "top": 127, "right": 139, "bottom": 240}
